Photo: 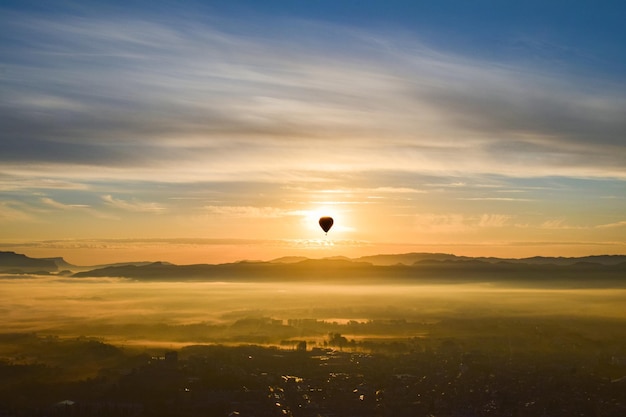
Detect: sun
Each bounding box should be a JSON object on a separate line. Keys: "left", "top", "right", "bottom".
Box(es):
{"left": 303, "top": 203, "right": 352, "bottom": 235}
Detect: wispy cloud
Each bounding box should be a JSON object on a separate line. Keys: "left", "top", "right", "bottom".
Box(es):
{"left": 0, "top": 175, "right": 89, "bottom": 192}
{"left": 539, "top": 219, "right": 626, "bottom": 230}
{"left": 0, "top": 201, "right": 35, "bottom": 222}
{"left": 478, "top": 214, "right": 511, "bottom": 228}
{"left": 414, "top": 213, "right": 513, "bottom": 233}
{"left": 459, "top": 197, "right": 533, "bottom": 202}
{"left": 102, "top": 195, "right": 166, "bottom": 213}
{"left": 1, "top": 11, "right": 624, "bottom": 181}
{"left": 203, "top": 206, "right": 288, "bottom": 218}
{"left": 40, "top": 197, "right": 90, "bottom": 210}
{"left": 413, "top": 214, "right": 471, "bottom": 233}
{"left": 596, "top": 220, "right": 626, "bottom": 229}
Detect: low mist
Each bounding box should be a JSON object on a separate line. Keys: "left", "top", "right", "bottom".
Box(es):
{"left": 3, "top": 274, "right": 624, "bottom": 347}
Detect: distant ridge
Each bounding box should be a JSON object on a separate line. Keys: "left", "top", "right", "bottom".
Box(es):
{"left": 70, "top": 255, "right": 626, "bottom": 288}
{"left": 40, "top": 256, "right": 75, "bottom": 270}
{"left": 513, "top": 255, "right": 626, "bottom": 266}
{"left": 269, "top": 256, "right": 309, "bottom": 264}
{"left": 0, "top": 251, "right": 159, "bottom": 274}
{"left": 355, "top": 252, "right": 463, "bottom": 265}
{"left": 3, "top": 251, "right": 626, "bottom": 288}
{"left": 355, "top": 252, "right": 626, "bottom": 266}
{"left": 0, "top": 251, "right": 60, "bottom": 273}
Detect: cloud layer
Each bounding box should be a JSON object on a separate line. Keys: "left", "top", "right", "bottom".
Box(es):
{"left": 1, "top": 4, "right": 625, "bottom": 260}
{"left": 2, "top": 11, "right": 624, "bottom": 181}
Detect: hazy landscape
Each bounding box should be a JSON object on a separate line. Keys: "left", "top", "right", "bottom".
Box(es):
{"left": 3, "top": 249, "right": 625, "bottom": 344}
{"left": 1, "top": 251, "right": 626, "bottom": 415}
{"left": 2, "top": 0, "right": 625, "bottom": 415}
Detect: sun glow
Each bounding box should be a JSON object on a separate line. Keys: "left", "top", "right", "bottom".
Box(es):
{"left": 302, "top": 205, "right": 331, "bottom": 233}
{"left": 301, "top": 203, "right": 356, "bottom": 238}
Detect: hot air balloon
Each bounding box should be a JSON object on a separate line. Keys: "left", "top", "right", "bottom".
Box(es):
{"left": 319, "top": 216, "right": 334, "bottom": 234}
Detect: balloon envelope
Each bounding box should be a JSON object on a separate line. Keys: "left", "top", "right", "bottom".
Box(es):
{"left": 319, "top": 216, "right": 334, "bottom": 233}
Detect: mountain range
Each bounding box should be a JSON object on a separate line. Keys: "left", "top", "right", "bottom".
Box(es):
{"left": 2, "top": 250, "right": 625, "bottom": 287}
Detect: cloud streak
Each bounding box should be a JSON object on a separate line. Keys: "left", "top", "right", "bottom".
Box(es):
{"left": 102, "top": 195, "right": 166, "bottom": 213}
{"left": 1, "top": 4, "right": 625, "bottom": 260}
{"left": 1, "top": 11, "right": 624, "bottom": 181}
{"left": 40, "top": 197, "right": 90, "bottom": 210}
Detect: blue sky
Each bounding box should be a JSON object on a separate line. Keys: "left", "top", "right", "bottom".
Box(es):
{"left": 1, "top": 0, "right": 625, "bottom": 263}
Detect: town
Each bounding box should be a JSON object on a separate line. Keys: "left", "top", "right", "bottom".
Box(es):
{"left": 1, "top": 317, "right": 625, "bottom": 417}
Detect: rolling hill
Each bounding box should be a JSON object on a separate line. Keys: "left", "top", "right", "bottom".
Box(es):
{"left": 3, "top": 250, "right": 625, "bottom": 288}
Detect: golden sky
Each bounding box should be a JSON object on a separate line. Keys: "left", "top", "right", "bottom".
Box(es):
{"left": 1, "top": 1, "right": 625, "bottom": 265}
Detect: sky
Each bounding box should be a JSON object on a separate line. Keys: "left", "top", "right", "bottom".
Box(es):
{"left": 1, "top": 0, "right": 625, "bottom": 265}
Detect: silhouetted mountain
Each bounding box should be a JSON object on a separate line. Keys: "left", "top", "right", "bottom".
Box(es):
{"left": 71, "top": 255, "right": 626, "bottom": 288}
{"left": 355, "top": 252, "right": 463, "bottom": 265}
{"left": 0, "top": 251, "right": 159, "bottom": 274}
{"left": 269, "top": 256, "right": 309, "bottom": 264}
{"left": 89, "top": 261, "right": 168, "bottom": 269}
{"left": 72, "top": 259, "right": 383, "bottom": 283}
{"left": 5, "top": 249, "right": 625, "bottom": 286}
{"left": 295, "top": 258, "right": 372, "bottom": 267}
{"left": 0, "top": 251, "right": 60, "bottom": 273}
{"left": 41, "top": 256, "right": 77, "bottom": 270}
{"left": 513, "top": 255, "right": 626, "bottom": 266}
{"left": 323, "top": 256, "right": 353, "bottom": 261}
{"left": 355, "top": 252, "right": 626, "bottom": 266}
